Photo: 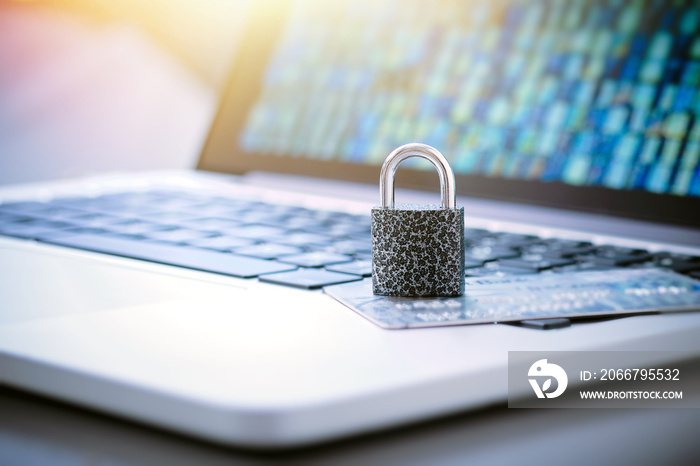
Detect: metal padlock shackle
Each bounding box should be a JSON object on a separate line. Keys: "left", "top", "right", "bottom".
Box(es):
{"left": 379, "top": 143, "right": 456, "bottom": 209}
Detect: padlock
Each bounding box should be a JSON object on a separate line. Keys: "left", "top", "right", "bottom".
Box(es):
{"left": 372, "top": 143, "right": 465, "bottom": 297}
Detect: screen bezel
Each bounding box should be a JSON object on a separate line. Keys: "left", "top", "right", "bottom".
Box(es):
{"left": 197, "top": 0, "right": 700, "bottom": 228}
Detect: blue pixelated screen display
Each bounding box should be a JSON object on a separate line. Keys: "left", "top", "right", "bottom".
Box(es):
{"left": 239, "top": 0, "right": 700, "bottom": 197}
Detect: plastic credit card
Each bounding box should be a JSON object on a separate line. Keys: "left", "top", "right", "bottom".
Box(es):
{"left": 323, "top": 269, "right": 700, "bottom": 329}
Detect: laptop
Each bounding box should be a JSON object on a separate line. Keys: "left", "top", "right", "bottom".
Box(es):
{"left": 2, "top": 0, "right": 700, "bottom": 448}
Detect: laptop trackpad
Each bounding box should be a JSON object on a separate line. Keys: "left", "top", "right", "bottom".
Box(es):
{"left": 0, "top": 244, "right": 245, "bottom": 325}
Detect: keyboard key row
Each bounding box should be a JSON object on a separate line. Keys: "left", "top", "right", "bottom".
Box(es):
{"left": 37, "top": 233, "right": 368, "bottom": 289}
{"left": 2, "top": 191, "right": 700, "bottom": 291}
{"left": 259, "top": 269, "right": 361, "bottom": 289}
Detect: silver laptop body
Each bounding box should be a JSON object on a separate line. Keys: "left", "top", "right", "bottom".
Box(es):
{"left": 2, "top": 0, "right": 699, "bottom": 448}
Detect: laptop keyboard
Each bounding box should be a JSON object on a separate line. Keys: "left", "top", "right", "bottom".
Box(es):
{"left": 1, "top": 189, "right": 699, "bottom": 289}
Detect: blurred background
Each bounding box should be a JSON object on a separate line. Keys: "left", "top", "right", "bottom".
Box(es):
{"left": 0, "top": 0, "right": 249, "bottom": 185}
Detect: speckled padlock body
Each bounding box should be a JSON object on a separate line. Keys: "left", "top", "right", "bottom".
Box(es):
{"left": 372, "top": 204, "right": 465, "bottom": 297}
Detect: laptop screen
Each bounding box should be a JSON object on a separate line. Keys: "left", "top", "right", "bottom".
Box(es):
{"left": 198, "top": 0, "right": 700, "bottom": 227}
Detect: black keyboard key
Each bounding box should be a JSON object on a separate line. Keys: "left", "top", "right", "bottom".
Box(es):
{"left": 465, "top": 246, "right": 520, "bottom": 262}
{"left": 185, "top": 236, "right": 256, "bottom": 251}
{"left": 465, "top": 262, "right": 536, "bottom": 277}
{"left": 499, "top": 254, "right": 576, "bottom": 271}
{"left": 178, "top": 203, "right": 249, "bottom": 217}
{"left": 464, "top": 228, "right": 492, "bottom": 239}
{"left": 105, "top": 233, "right": 150, "bottom": 241}
{"left": 256, "top": 203, "right": 300, "bottom": 215}
{"left": 235, "top": 211, "right": 290, "bottom": 226}
{"left": 307, "top": 210, "right": 342, "bottom": 222}
{"left": 595, "top": 245, "right": 648, "bottom": 255}
{"left": 137, "top": 211, "right": 201, "bottom": 223}
{"left": 42, "top": 234, "right": 296, "bottom": 278}
{"left": 522, "top": 240, "right": 594, "bottom": 257}
{"left": 104, "top": 220, "right": 174, "bottom": 235}
{"left": 324, "top": 223, "right": 371, "bottom": 237}
{"left": 0, "top": 201, "right": 51, "bottom": 214}
{"left": 473, "top": 233, "right": 539, "bottom": 248}
{"left": 552, "top": 261, "right": 617, "bottom": 273}
{"left": 34, "top": 227, "right": 109, "bottom": 240}
{"left": 90, "top": 202, "right": 162, "bottom": 216}
{"left": 233, "top": 244, "right": 303, "bottom": 259}
{"left": 324, "top": 239, "right": 372, "bottom": 255}
{"left": 101, "top": 196, "right": 199, "bottom": 213}
{"left": 267, "top": 232, "right": 333, "bottom": 248}
{"left": 577, "top": 246, "right": 650, "bottom": 266}
{"left": 68, "top": 212, "right": 128, "bottom": 227}
{"left": 0, "top": 212, "right": 30, "bottom": 223}
{"left": 0, "top": 219, "right": 77, "bottom": 239}
{"left": 278, "top": 216, "right": 327, "bottom": 230}
{"left": 91, "top": 192, "right": 165, "bottom": 204}
{"left": 464, "top": 259, "right": 485, "bottom": 269}
{"left": 325, "top": 260, "right": 373, "bottom": 277}
{"left": 650, "top": 252, "right": 700, "bottom": 273}
{"left": 259, "top": 269, "right": 361, "bottom": 289}
{"left": 354, "top": 253, "right": 372, "bottom": 261}
{"left": 278, "top": 252, "right": 354, "bottom": 267}
{"left": 48, "top": 196, "right": 105, "bottom": 210}
{"left": 345, "top": 231, "right": 372, "bottom": 242}
{"left": 225, "top": 225, "right": 288, "bottom": 240}
{"left": 18, "top": 205, "right": 88, "bottom": 220}
{"left": 175, "top": 217, "right": 243, "bottom": 231}
{"left": 671, "top": 262, "right": 700, "bottom": 274}
{"left": 302, "top": 218, "right": 369, "bottom": 235}
{"left": 143, "top": 228, "right": 215, "bottom": 243}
